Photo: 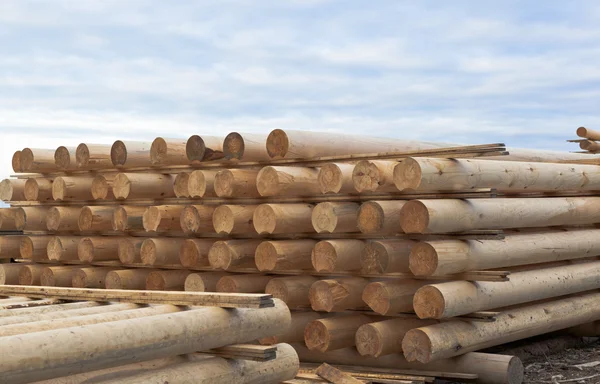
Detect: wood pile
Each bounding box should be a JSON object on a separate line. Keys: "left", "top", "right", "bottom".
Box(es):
{"left": 2, "top": 128, "right": 600, "bottom": 383}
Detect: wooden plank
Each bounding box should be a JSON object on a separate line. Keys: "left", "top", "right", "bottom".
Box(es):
{"left": 0, "top": 298, "right": 62, "bottom": 310}
{"left": 316, "top": 363, "right": 369, "bottom": 384}
{"left": 201, "top": 344, "right": 278, "bottom": 361}
{"left": 299, "top": 364, "right": 479, "bottom": 381}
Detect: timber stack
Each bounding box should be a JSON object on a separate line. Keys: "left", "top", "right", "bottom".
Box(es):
{"left": 2, "top": 127, "right": 600, "bottom": 384}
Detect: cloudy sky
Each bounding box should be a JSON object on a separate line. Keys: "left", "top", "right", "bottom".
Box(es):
{"left": 0, "top": 0, "right": 599, "bottom": 180}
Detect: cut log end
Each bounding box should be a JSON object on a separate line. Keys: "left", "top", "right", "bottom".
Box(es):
{"left": 18, "top": 266, "right": 36, "bottom": 285}
{"left": 179, "top": 239, "right": 209, "bottom": 268}
{"left": 46, "top": 207, "right": 62, "bottom": 231}
{"left": 180, "top": 205, "right": 199, "bottom": 233}
{"left": 118, "top": 239, "right": 137, "bottom": 264}
{"left": 24, "top": 179, "right": 39, "bottom": 201}
{"left": 112, "top": 173, "right": 131, "bottom": 199}
{"left": 318, "top": 163, "right": 344, "bottom": 194}
{"left": 71, "top": 269, "right": 88, "bottom": 288}
{"left": 47, "top": 237, "right": 63, "bottom": 260}
{"left": 254, "top": 241, "right": 278, "bottom": 271}
{"left": 104, "top": 271, "right": 123, "bottom": 289}
{"left": 150, "top": 137, "right": 168, "bottom": 165}
{"left": 399, "top": 200, "right": 429, "bottom": 234}
{"left": 140, "top": 239, "right": 158, "bottom": 265}
{"left": 253, "top": 204, "right": 277, "bottom": 234}
{"left": 266, "top": 128, "right": 289, "bottom": 159}
{"left": 142, "top": 206, "right": 160, "bottom": 232}
{"left": 13, "top": 208, "right": 26, "bottom": 231}
{"left": 223, "top": 132, "right": 245, "bottom": 160}
{"left": 145, "top": 271, "right": 167, "bottom": 290}
{"left": 20, "top": 148, "right": 34, "bottom": 172}
{"left": 214, "top": 169, "right": 235, "bottom": 197}
{"left": 408, "top": 242, "right": 439, "bottom": 276}
{"left": 401, "top": 328, "right": 433, "bottom": 363}
{"left": 355, "top": 324, "right": 384, "bottom": 357}
{"left": 78, "top": 206, "right": 94, "bottom": 231}
{"left": 173, "top": 173, "right": 190, "bottom": 198}
{"left": 208, "top": 242, "right": 233, "bottom": 270}
{"left": 77, "top": 238, "right": 95, "bottom": 263}
{"left": 311, "top": 202, "right": 338, "bottom": 233}
{"left": 311, "top": 241, "right": 338, "bottom": 272}
{"left": 212, "top": 205, "right": 235, "bottom": 234}
{"left": 51, "top": 177, "right": 68, "bottom": 201}
{"left": 309, "top": 280, "right": 340, "bottom": 312}
{"left": 352, "top": 160, "right": 381, "bottom": 192}
{"left": 75, "top": 143, "right": 90, "bottom": 167}
{"left": 256, "top": 166, "right": 281, "bottom": 196}
{"left": 576, "top": 126, "right": 588, "bottom": 138}
{"left": 215, "top": 276, "right": 239, "bottom": 292}
{"left": 357, "top": 202, "right": 385, "bottom": 234}
{"left": 54, "top": 146, "right": 71, "bottom": 170}
{"left": 393, "top": 158, "right": 422, "bottom": 191}
{"left": 112, "top": 207, "right": 128, "bottom": 231}
{"left": 184, "top": 273, "right": 206, "bottom": 292}
{"left": 110, "top": 140, "right": 128, "bottom": 166}
{"left": 361, "top": 282, "right": 392, "bottom": 315}
{"left": 413, "top": 285, "right": 445, "bottom": 319}
{"left": 188, "top": 170, "right": 209, "bottom": 198}
{"left": 185, "top": 135, "right": 206, "bottom": 162}
{"left": 0, "top": 179, "right": 14, "bottom": 201}
{"left": 12, "top": 150, "right": 22, "bottom": 173}
{"left": 264, "top": 279, "right": 289, "bottom": 302}
{"left": 91, "top": 175, "right": 111, "bottom": 200}
{"left": 304, "top": 320, "right": 330, "bottom": 352}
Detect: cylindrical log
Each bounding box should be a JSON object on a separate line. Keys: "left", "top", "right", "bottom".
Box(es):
{"left": 223, "top": 132, "right": 270, "bottom": 161}
{"left": 78, "top": 237, "right": 120, "bottom": 262}
{"left": 256, "top": 166, "right": 320, "bottom": 196}
{"left": 212, "top": 204, "right": 257, "bottom": 234}
{"left": 110, "top": 140, "right": 152, "bottom": 168}
{"left": 78, "top": 206, "right": 114, "bottom": 231}
{"left": 143, "top": 205, "right": 185, "bottom": 232}
{"left": 0, "top": 299, "right": 290, "bottom": 384}
{"left": 312, "top": 202, "right": 360, "bottom": 233}
{"left": 362, "top": 280, "right": 428, "bottom": 315}
{"left": 40, "top": 266, "right": 78, "bottom": 287}
{"left": 309, "top": 277, "right": 369, "bottom": 312}
{"left": 0, "top": 208, "right": 24, "bottom": 231}
{"left": 105, "top": 269, "right": 155, "bottom": 289}
{"left": 179, "top": 205, "right": 216, "bottom": 233}
{"left": 16, "top": 207, "right": 47, "bottom": 231}
{"left": 113, "top": 173, "right": 175, "bottom": 200}
{"left": 401, "top": 197, "right": 600, "bottom": 234}
{"left": 265, "top": 276, "right": 318, "bottom": 308}
{"left": 146, "top": 270, "right": 191, "bottom": 290}
{"left": 255, "top": 240, "right": 316, "bottom": 271}
{"left": 150, "top": 137, "right": 189, "bottom": 166}
{"left": 356, "top": 318, "right": 438, "bottom": 357}
{"left": 47, "top": 236, "right": 81, "bottom": 261}
{"left": 304, "top": 315, "right": 373, "bottom": 352}
{"left": 72, "top": 267, "right": 117, "bottom": 288}
{"left": 402, "top": 291, "right": 600, "bottom": 363}
{"left": 20, "top": 236, "right": 52, "bottom": 261}
{"left": 260, "top": 312, "right": 326, "bottom": 345}
{"left": 20, "top": 148, "right": 57, "bottom": 173}
{"left": 117, "top": 237, "right": 145, "bottom": 264}
{"left": 12, "top": 150, "right": 22, "bottom": 173}
{"left": 311, "top": 240, "right": 365, "bottom": 272}
{"left": 353, "top": 160, "right": 398, "bottom": 193}
{"left": 140, "top": 238, "right": 185, "bottom": 266}
{"left": 179, "top": 239, "right": 215, "bottom": 268}
{"left": 0, "top": 179, "right": 26, "bottom": 201}
{"left": 184, "top": 272, "right": 229, "bottom": 292}
{"left": 18, "top": 264, "right": 46, "bottom": 285}
{"left": 112, "top": 206, "right": 146, "bottom": 232}
{"left": 414, "top": 260, "right": 600, "bottom": 319}
{"left": 208, "top": 240, "right": 262, "bottom": 270}
{"left": 24, "top": 178, "right": 53, "bottom": 202}
{"left": 0, "top": 235, "right": 22, "bottom": 259}
{"left": 361, "top": 239, "right": 414, "bottom": 274}
{"left": 410, "top": 229, "right": 600, "bottom": 276}
{"left": 188, "top": 169, "right": 218, "bottom": 198}
{"left": 357, "top": 201, "right": 407, "bottom": 234}
{"left": 318, "top": 163, "right": 356, "bottom": 194}
{"left": 91, "top": 174, "right": 115, "bottom": 200}
{"left": 54, "top": 146, "right": 76, "bottom": 170}
{"left": 173, "top": 172, "right": 190, "bottom": 198}
{"left": 0, "top": 263, "right": 23, "bottom": 285}
{"left": 214, "top": 169, "right": 260, "bottom": 198}
{"left": 577, "top": 126, "right": 600, "bottom": 141}
{"left": 185, "top": 135, "right": 224, "bottom": 162}
{"left": 52, "top": 177, "right": 94, "bottom": 201}
{"left": 216, "top": 274, "right": 272, "bottom": 293}
{"left": 76, "top": 143, "right": 113, "bottom": 170}
{"left": 253, "top": 203, "right": 314, "bottom": 234}
{"left": 580, "top": 140, "right": 600, "bottom": 151}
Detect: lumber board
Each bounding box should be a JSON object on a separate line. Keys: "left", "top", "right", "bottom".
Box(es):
{"left": 202, "top": 344, "right": 277, "bottom": 361}
{"left": 316, "top": 363, "right": 369, "bottom": 384}
{"left": 298, "top": 364, "right": 478, "bottom": 381}
{"left": 0, "top": 298, "right": 61, "bottom": 310}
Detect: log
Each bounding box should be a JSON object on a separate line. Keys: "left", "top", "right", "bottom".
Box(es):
{"left": 253, "top": 203, "right": 314, "bottom": 234}
{"left": 18, "top": 264, "right": 46, "bottom": 285}
{"left": 117, "top": 237, "right": 145, "bottom": 264}
{"left": 15, "top": 207, "right": 47, "bottom": 231}
{"left": 311, "top": 240, "right": 365, "bottom": 272}
{"left": 78, "top": 206, "right": 114, "bottom": 231}
{"left": 0, "top": 301, "right": 102, "bottom": 320}
{"left": 304, "top": 315, "right": 373, "bottom": 352}
{"left": 577, "top": 126, "right": 600, "bottom": 141}
{"left": 143, "top": 205, "right": 185, "bottom": 232}
{"left": 0, "top": 235, "right": 21, "bottom": 259}
{"left": 12, "top": 150, "right": 22, "bottom": 173}
{"left": 318, "top": 163, "right": 356, "bottom": 194}
{"left": 214, "top": 169, "right": 261, "bottom": 198}
{"left": 180, "top": 205, "right": 216, "bottom": 233}
{"left": 257, "top": 166, "right": 321, "bottom": 197}
{"left": 0, "top": 208, "right": 24, "bottom": 231}
{"left": 255, "top": 239, "right": 317, "bottom": 271}
{"left": 150, "top": 137, "right": 189, "bottom": 166}
{"left": 0, "top": 299, "right": 290, "bottom": 383}
{"left": 113, "top": 173, "right": 175, "bottom": 199}
{"left": 40, "top": 266, "right": 78, "bottom": 287}
{"left": 146, "top": 270, "right": 191, "bottom": 290}
{"left": 112, "top": 206, "right": 146, "bottom": 231}
{"left": 409, "top": 229, "right": 600, "bottom": 276}
{"left": 76, "top": 143, "right": 113, "bottom": 170}
{"left": 185, "top": 134, "right": 224, "bottom": 162}
{"left": 394, "top": 157, "right": 600, "bottom": 192}
{"left": 223, "top": 132, "right": 270, "bottom": 161}
{"left": 312, "top": 202, "right": 360, "bottom": 233}
{"left": 91, "top": 174, "right": 115, "bottom": 200}
{"left": 353, "top": 160, "right": 398, "bottom": 193}
{"left": 400, "top": 197, "right": 600, "bottom": 234}
{"left": 179, "top": 239, "right": 215, "bottom": 268}
{"left": 294, "top": 346, "right": 524, "bottom": 384}
{"left": 355, "top": 318, "right": 437, "bottom": 357}
{"left": 188, "top": 169, "right": 218, "bottom": 198}
{"left": 24, "top": 178, "right": 52, "bottom": 202}
{"left": 47, "top": 236, "right": 81, "bottom": 261}
{"left": 0, "top": 263, "right": 23, "bottom": 285}
{"left": 105, "top": 269, "right": 155, "bottom": 289}
{"left": 20, "top": 148, "right": 57, "bottom": 173}
{"left": 110, "top": 140, "right": 152, "bottom": 168}
{"left": 361, "top": 239, "right": 414, "bottom": 274}
{"left": 52, "top": 176, "right": 95, "bottom": 201}
{"left": 265, "top": 276, "right": 318, "bottom": 308}
{"left": 357, "top": 201, "right": 407, "bottom": 234}
{"left": 259, "top": 311, "right": 326, "bottom": 345}
{"left": 173, "top": 172, "right": 191, "bottom": 197}
{"left": 402, "top": 291, "right": 600, "bottom": 363}
{"left": 47, "top": 206, "right": 82, "bottom": 232}
{"left": 72, "top": 267, "right": 118, "bottom": 288}
{"left": 580, "top": 140, "right": 600, "bottom": 151}
{"left": 184, "top": 272, "right": 230, "bottom": 292}
{"left": 0, "top": 179, "right": 26, "bottom": 201}
{"left": 309, "top": 277, "right": 369, "bottom": 312}
{"left": 414, "top": 260, "right": 600, "bottom": 319}
{"left": 216, "top": 275, "right": 272, "bottom": 293}
{"left": 362, "top": 280, "right": 429, "bottom": 315}
{"left": 20, "top": 236, "right": 52, "bottom": 261}
{"left": 212, "top": 204, "right": 257, "bottom": 234}
{"left": 54, "top": 146, "right": 76, "bottom": 170}
{"left": 208, "top": 240, "right": 262, "bottom": 270}
{"left": 140, "top": 238, "right": 185, "bottom": 266}
{"left": 78, "top": 237, "right": 120, "bottom": 262}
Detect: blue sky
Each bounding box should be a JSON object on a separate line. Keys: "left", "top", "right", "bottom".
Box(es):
{"left": 0, "top": 0, "right": 599, "bottom": 179}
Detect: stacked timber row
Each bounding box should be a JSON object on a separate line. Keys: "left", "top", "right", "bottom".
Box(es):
{"left": 3, "top": 128, "right": 600, "bottom": 384}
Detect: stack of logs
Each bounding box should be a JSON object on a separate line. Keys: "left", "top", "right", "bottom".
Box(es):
{"left": 2, "top": 128, "right": 600, "bottom": 384}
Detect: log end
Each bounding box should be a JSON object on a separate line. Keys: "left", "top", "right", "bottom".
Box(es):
{"left": 20, "top": 148, "right": 34, "bottom": 172}
{"left": 361, "top": 282, "right": 391, "bottom": 315}
{"left": 214, "top": 169, "right": 235, "bottom": 197}
{"left": 54, "top": 146, "right": 71, "bottom": 170}
{"left": 309, "top": 280, "right": 337, "bottom": 312}
{"left": 91, "top": 175, "right": 111, "bottom": 200}
{"left": 355, "top": 323, "right": 384, "bottom": 357}
{"left": 47, "top": 236, "right": 63, "bottom": 261}
{"left": 212, "top": 205, "right": 235, "bottom": 234}
{"left": 254, "top": 241, "right": 279, "bottom": 271}
{"left": 265, "top": 278, "right": 289, "bottom": 303}
{"left": 223, "top": 132, "right": 245, "bottom": 160}
{"left": 413, "top": 285, "right": 445, "bottom": 319}
{"left": 19, "top": 236, "right": 34, "bottom": 259}
{"left": 12, "top": 150, "right": 22, "bottom": 173}
{"left": 150, "top": 137, "right": 168, "bottom": 165}
{"left": 13, "top": 208, "right": 26, "bottom": 231}
{"left": 46, "top": 207, "right": 62, "bottom": 231}
{"left": 180, "top": 205, "right": 200, "bottom": 233}
{"left": 51, "top": 177, "right": 67, "bottom": 201}
{"left": 215, "top": 275, "right": 239, "bottom": 292}
{"left": 304, "top": 320, "right": 330, "bottom": 352}
{"left": 19, "top": 265, "right": 35, "bottom": 285}
{"left": 77, "top": 238, "right": 95, "bottom": 263}
{"left": 253, "top": 204, "right": 277, "bottom": 234}
{"left": 0, "top": 179, "right": 13, "bottom": 201}
{"left": 23, "top": 178, "right": 39, "bottom": 201}
{"left": 311, "top": 202, "right": 338, "bottom": 233}
{"left": 118, "top": 238, "right": 137, "bottom": 264}
{"left": 40, "top": 267, "right": 56, "bottom": 286}
{"left": 399, "top": 200, "right": 429, "bottom": 234}
{"left": 318, "top": 163, "right": 343, "bottom": 194}
{"left": 104, "top": 271, "right": 123, "bottom": 289}
{"left": 266, "top": 128, "right": 289, "bottom": 159}
{"left": 142, "top": 206, "right": 160, "bottom": 232}
{"left": 180, "top": 239, "right": 208, "bottom": 268}
{"left": 402, "top": 328, "right": 433, "bottom": 363}
{"left": 71, "top": 269, "right": 88, "bottom": 288}
{"left": 576, "top": 126, "right": 589, "bottom": 138}
{"left": 78, "top": 206, "right": 94, "bottom": 231}
{"left": 185, "top": 135, "right": 206, "bottom": 162}
{"left": 361, "top": 241, "right": 387, "bottom": 274}
{"left": 393, "top": 158, "right": 422, "bottom": 191}
{"left": 173, "top": 172, "right": 191, "bottom": 198}
{"left": 409, "top": 242, "right": 439, "bottom": 276}
{"left": 352, "top": 160, "right": 381, "bottom": 192}
{"left": 75, "top": 143, "right": 89, "bottom": 168}
{"left": 110, "top": 140, "right": 128, "bottom": 167}
{"left": 208, "top": 241, "right": 233, "bottom": 270}
{"left": 112, "top": 206, "right": 127, "bottom": 231}
{"left": 112, "top": 173, "right": 131, "bottom": 200}
{"left": 256, "top": 166, "right": 281, "bottom": 196}
{"left": 357, "top": 201, "right": 384, "bottom": 234}
{"left": 188, "top": 170, "right": 208, "bottom": 198}
{"left": 146, "top": 271, "right": 167, "bottom": 290}
{"left": 140, "top": 239, "right": 158, "bottom": 265}
{"left": 311, "top": 240, "right": 337, "bottom": 272}
{"left": 184, "top": 273, "right": 206, "bottom": 292}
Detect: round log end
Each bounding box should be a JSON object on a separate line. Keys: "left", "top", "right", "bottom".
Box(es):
{"left": 110, "top": 140, "right": 128, "bottom": 166}
{"left": 413, "top": 285, "right": 445, "bottom": 319}
{"left": 46, "top": 207, "right": 62, "bottom": 231}
{"left": 253, "top": 204, "right": 277, "bottom": 234}
{"left": 266, "top": 128, "right": 289, "bottom": 159}
{"left": 112, "top": 173, "right": 131, "bottom": 199}
{"left": 91, "top": 175, "right": 111, "bottom": 200}
{"left": 352, "top": 160, "right": 381, "bottom": 192}
{"left": 77, "top": 238, "right": 94, "bottom": 262}
{"left": 361, "top": 282, "right": 391, "bottom": 315}
{"left": 409, "top": 242, "right": 438, "bottom": 276}
{"left": 142, "top": 206, "right": 160, "bottom": 232}
{"left": 311, "top": 202, "right": 337, "bottom": 233}
{"left": 179, "top": 239, "right": 205, "bottom": 268}
{"left": 355, "top": 323, "right": 384, "bottom": 357}
{"left": 393, "top": 158, "right": 422, "bottom": 191}
{"left": 576, "top": 126, "right": 589, "bottom": 138}
{"left": 150, "top": 137, "right": 168, "bottom": 165}
{"left": 14, "top": 208, "right": 26, "bottom": 231}
{"left": 304, "top": 320, "right": 330, "bottom": 352}
{"left": 146, "top": 271, "right": 166, "bottom": 290}
{"left": 118, "top": 238, "right": 137, "bottom": 264}
{"left": 112, "top": 206, "right": 126, "bottom": 231}
{"left": 208, "top": 241, "right": 232, "bottom": 270}
{"left": 75, "top": 143, "right": 90, "bottom": 168}
{"left": 51, "top": 177, "right": 67, "bottom": 201}
{"left": 40, "top": 267, "right": 56, "bottom": 286}
{"left": 311, "top": 241, "right": 337, "bottom": 272}
{"left": 256, "top": 166, "right": 281, "bottom": 196}
{"left": 78, "top": 206, "right": 94, "bottom": 231}
{"left": 357, "top": 201, "right": 384, "bottom": 234}
{"left": 216, "top": 275, "right": 239, "bottom": 292}
{"left": 47, "top": 236, "right": 63, "bottom": 261}
{"left": 19, "top": 236, "right": 34, "bottom": 259}
{"left": 24, "top": 178, "right": 39, "bottom": 201}
{"left": 188, "top": 170, "right": 207, "bottom": 198}
{"left": 20, "top": 148, "right": 34, "bottom": 172}
{"left": 140, "top": 239, "right": 158, "bottom": 265}
{"left": 507, "top": 357, "right": 526, "bottom": 384}
{"left": 318, "top": 163, "right": 344, "bottom": 194}
{"left": 0, "top": 179, "right": 13, "bottom": 201}
{"left": 401, "top": 328, "right": 433, "bottom": 363}
{"left": 54, "top": 146, "right": 71, "bottom": 170}
{"left": 223, "top": 132, "right": 245, "bottom": 160}
{"left": 173, "top": 173, "right": 190, "bottom": 198}
{"left": 399, "top": 200, "right": 429, "bottom": 234}
{"left": 361, "top": 241, "right": 387, "bottom": 274}
{"left": 104, "top": 271, "right": 123, "bottom": 289}
{"left": 214, "top": 169, "right": 235, "bottom": 197}
{"left": 309, "top": 280, "right": 336, "bottom": 312}
{"left": 185, "top": 135, "right": 206, "bottom": 162}
{"left": 71, "top": 269, "right": 88, "bottom": 288}
{"left": 265, "top": 278, "right": 289, "bottom": 302}
{"left": 19, "top": 265, "right": 35, "bottom": 285}
{"left": 180, "top": 205, "right": 200, "bottom": 233}
{"left": 212, "top": 205, "right": 235, "bottom": 234}
{"left": 12, "top": 150, "right": 22, "bottom": 173}
{"left": 184, "top": 273, "right": 206, "bottom": 292}
{"left": 254, "top": 241, "right": 278, "bottom": 271}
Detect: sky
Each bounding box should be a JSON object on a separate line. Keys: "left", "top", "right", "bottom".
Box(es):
{"left": 1, "top": 0, "right": 599, "bottom": 180}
